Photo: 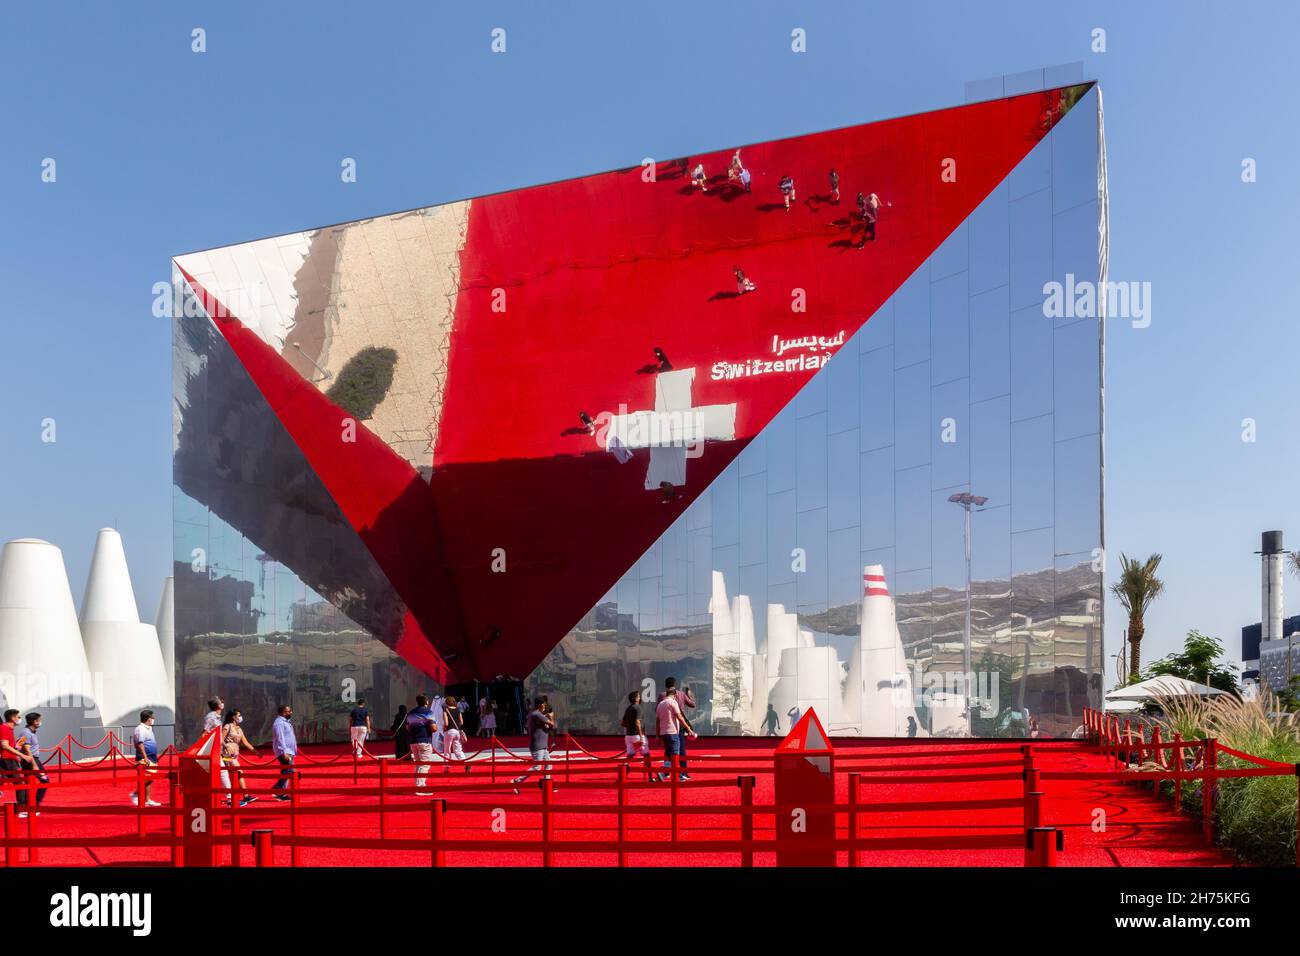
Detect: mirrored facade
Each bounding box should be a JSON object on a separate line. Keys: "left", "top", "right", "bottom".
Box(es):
{"left": 530, "top": 86, "right": 1106, "bottom": 737}
{"left": 172, "top": 82, "right": 1102, "bottom": 743}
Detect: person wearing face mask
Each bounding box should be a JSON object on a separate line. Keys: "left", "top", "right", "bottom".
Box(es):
{"left": 221, "top": 709, "right": 259, "bottom": 806}
{"left": 129, "top": 709, "right": 162, "bottom": 807}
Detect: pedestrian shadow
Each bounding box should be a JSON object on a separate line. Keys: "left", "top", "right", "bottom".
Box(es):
{"left": 708, "top": 290, "right": 744, "bottom": 301}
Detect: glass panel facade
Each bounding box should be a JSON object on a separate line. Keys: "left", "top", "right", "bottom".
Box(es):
{"left": 172, "top": 84, "right": 1102, "bottom": 743}
{"left": 530, "top": 88, "right": 1104, "bottom": 737}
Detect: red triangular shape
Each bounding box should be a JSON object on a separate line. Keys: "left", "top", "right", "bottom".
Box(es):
{"left": 179, "top": 85, "right": 1089, "bottom": 682}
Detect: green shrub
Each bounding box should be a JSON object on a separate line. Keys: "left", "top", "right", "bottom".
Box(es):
{"left": 1155, "top": 691, "right": 1299, "bottom": 866}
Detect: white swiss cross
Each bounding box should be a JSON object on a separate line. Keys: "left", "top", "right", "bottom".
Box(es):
{"left": 602, "top": 367, "right": 737, "bottom": 489}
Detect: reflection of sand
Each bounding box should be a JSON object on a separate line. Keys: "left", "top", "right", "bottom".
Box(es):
{"left": 283, "top": 203, "right": 470, "bottom": 476}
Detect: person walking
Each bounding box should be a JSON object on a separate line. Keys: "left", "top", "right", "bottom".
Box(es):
{"left": 221, "top": 709, "right": 259, "bottom": 807}
{"left": 271, "top": 704, "right": 297, "bottom": 800}
{"left": 734, "top": 267, "right": 756, "bottom": 294}
{"left": 829, "top": 168, "right": 840, "bottom": 203}
{"left": 390, "top": 704, "right": 411, "bottom": 760}
{"left": 779, "top": 174, "right": 796, "bottom": 210}
{"left": 654, "top": 679, "right": 697, "bottom": 782}
{"left": 621, "top": 691, "right": 649, "bottom": 759}
{"left": 477, "top": 696, "right": 497, "bottom": 739}
{"left": 407, "top": 695, "right": 437, "bottom": 795}
{"left": 348, "top": 697, "right": 372, "bottom": 757}
{"left": 442, "top": 696, "right": 467, "bottom": 762}
{"left": 0, "top": 709, "right": 36, "bottom": 808}
{"left": 676, "top": 683, "right": 698, "bottom": 769}
{"left": 691, "top": 162, "right": 709, "bottom": 192}
{"left": 202, "top": 696, "right": 225, "bottom": 735}
{"left": 511, "top": 698, "right": 556, "bottom": 793}
{"left": 14, "top": 713, "right": 50, "bottom": 814}
{"left": 128, "top": 709, "right": 162, "bottom": 807}
{"left": 763, "top": 703, "right": 779, "bottom": 736}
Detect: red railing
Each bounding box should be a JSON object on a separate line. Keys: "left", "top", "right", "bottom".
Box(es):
{"left": 4, "top": 720, "right": 1296, "bottom": 867}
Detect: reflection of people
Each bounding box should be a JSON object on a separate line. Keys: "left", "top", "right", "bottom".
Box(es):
{"left": 787, "top": 705, "right": 801, "bottom": 728}
{"left": 763, "top": 704, "right": 779, "bottom": 736}
{"left": 779, "top": 174, "right": 796, "bottom": 210}
{"left": 906, "top": 716, "right": 918, "bottom": 738}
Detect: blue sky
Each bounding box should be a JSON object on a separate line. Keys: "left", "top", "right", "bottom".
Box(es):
{"left": 1, "top": 1, "right": 1296, "bottom": 678}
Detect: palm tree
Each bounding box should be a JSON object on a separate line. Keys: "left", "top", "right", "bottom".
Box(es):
{"left": 1110, "top": 553, "right": 1164, "bottom": 680}
{"left": 1288, "top": 551, "right": 1300, "bottom": 580}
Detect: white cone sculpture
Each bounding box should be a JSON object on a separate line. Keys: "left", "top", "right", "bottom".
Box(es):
{"left": 155, "top": 576, "right": 175, "bottom": 698}
{"left": 79, "top": 529, "right": 173, "bottom": 730}
{"left": 0, "top": 538, "right": 103, "bottom": 750}
{"left": 844, "top": 565, "right": 923, "bottom": 737}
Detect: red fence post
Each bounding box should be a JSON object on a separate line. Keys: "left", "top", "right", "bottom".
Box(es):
{"left": 290, "top": 770, "right": 303, "bottom": 868}
{"left": 253, "top": 828, "right": 274, "bottom": 867}
{"left": 1150, "top": 726, "right": 1162, "bottom": 794}
{"left": 170, "top": 773, "right": 184, "bottom": 867}
{"left": 1027, "top": 827, "right": 1061, "bottom": 867}
{"left": 430, "top": 798, "right": 447, "bottom": 868}
{"left": 1202, "top": 738, "right": 1217, "bottom": 844}
{"left": 3, "top": 804, "right": 16, "bottom": 868}
{"left": 670, "top": 759, "right": 681, "bottom": 842}
{"left": 379, "top": 760, "right": 391, "bottom": 839}
{"left": 25, "top": 806, "right": 38, "bottom": 866}
{"left": 136, "top": 762, "right": 147, "bottom": 839}
{"left": 848, "top": 772, "right": 861, "bottom": 868}
{"left": 738, "top": 776, "right": 755, "bottom": 868}
{"left": 540, "top": 779, "right": 554, "bottom": 868}
{"left": 230, "top": 806, "right": 243, "bottom": 868}
{"left": 1173, "top": 733, "right": 1183, "bottom": 810}
{"left": 1023, "top": 792, "right": 1044, "bottom": 865}
{"left": 617, "top": 763, "right": 629, "bottom": 868}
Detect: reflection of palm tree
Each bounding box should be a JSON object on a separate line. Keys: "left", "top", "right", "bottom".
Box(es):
{"left": 1110, "top": 553, "right": 1164, "bottom": 680}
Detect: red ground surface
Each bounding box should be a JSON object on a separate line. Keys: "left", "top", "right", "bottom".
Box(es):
{"left": 7, "top": 736, "right": 1234, "bottom": 868}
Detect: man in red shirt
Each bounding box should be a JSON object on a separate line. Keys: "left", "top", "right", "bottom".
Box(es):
{"left": 0, "top": 709, "right": 37, "bottom": 802}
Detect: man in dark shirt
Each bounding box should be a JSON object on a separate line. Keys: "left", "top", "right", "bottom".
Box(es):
{"left": 621, "top": 691, "right": 648, "bottom": 758}
{"left": 511, "top": 698, "right": 556, "bottom": 793}
{"left": 407, "top": 695, "right": 437, "bottom": 795}
{"left": 349, "top": 697, "right": 372, "bottom": 757}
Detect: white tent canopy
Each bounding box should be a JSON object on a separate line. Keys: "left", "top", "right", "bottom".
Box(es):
{"left": 1105, "top": 676, "right": 1228, "bottom": 702}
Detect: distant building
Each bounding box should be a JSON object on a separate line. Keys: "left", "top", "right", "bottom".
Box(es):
{"left": 1242, "top": 615, "right": 1300, "bottom": 690}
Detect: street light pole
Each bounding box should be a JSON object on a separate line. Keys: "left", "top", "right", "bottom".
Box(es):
{"left": 948, "top": 492, "right": 988, "bottom": 733}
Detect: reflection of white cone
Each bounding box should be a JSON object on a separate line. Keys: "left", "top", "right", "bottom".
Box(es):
{"left": 80, "top": 530, "right": 173, "bottom": 730}
{"left": 847, "top": 565, "right": 922, "bottom": 737}
{"left": 155, "top": 576, "right": 175, "bottom": 699}
{"left": 0, "top": 538, "right": 102, "bottom": 749}
{"left": 709, "top": 572, "right": 758, "bottom": 728}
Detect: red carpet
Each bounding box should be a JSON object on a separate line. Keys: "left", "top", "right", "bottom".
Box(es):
{"left": 8, "top": 737, "right": 1233, "bottom": 867}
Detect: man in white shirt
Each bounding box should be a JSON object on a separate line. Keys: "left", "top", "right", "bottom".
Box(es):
{"left": 129, "top": 710, "right": 161, "bottom": 807}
